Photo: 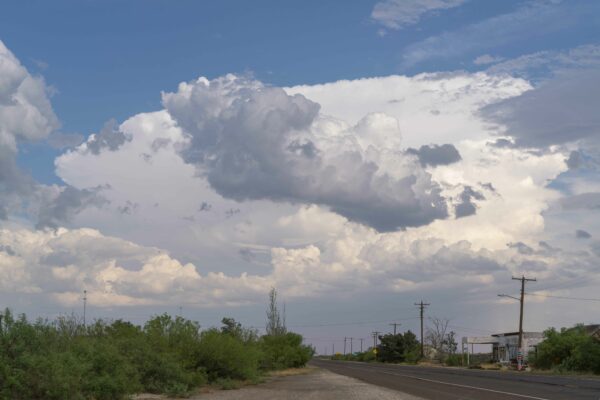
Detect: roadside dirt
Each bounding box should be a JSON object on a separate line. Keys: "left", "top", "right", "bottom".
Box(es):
{"left": 135, "top": 367, "right": 423, "bottom": 400}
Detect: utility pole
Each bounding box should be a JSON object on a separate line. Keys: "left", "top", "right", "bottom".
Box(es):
{"left": 83, "top": 290, "right": 87, "bottom": 328}
{"left": 372, "top": 331, "right": 381, "bottom": 348}
{"left": 512, "top": 275, "right": 536, "bottom": 349}
{"left": 343, "top": 337, "right": 347, "bottom": 355}
{"left": 332, "top": 343, "right": 335, "bottom": 355}
{"left": 389, "top": 322, "right": 401, "bottom": 335}
{"left": 415, "top": 300, "right": 430, "bottom": 358}
{"left": 360, "top": 338, "right": 364, "bottom": 352}
{"left": 350, "top": 337, "right": 354, "bottom": 354}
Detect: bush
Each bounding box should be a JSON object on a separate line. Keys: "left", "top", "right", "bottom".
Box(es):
{"left": 260, "top": 332, "right": 314, "bottom": 370}
{"left": 534, "top": 325, "right": 600, "bottom": 374}
{"left": 0, "top": 309, "right": 313, "bottom": 399}
{"left": 444, "top": 354, "right": 463, "bottom": 366}
{"left": 194, "top": 328, "right": 262, "bottom": 381}
{"left": 377, "top": 331, "right": 420, "bottom": 363}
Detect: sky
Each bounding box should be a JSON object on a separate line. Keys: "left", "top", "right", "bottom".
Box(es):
{"left": 1, "top": 0, "right": 600, "bottom": 354}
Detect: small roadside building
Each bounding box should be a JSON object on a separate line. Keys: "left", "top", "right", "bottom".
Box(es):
{"left": 582, "top": 324, "right": 600, "bottom": 340}
{"left": 462, "top": 331, "right": 545, "bottom": 364}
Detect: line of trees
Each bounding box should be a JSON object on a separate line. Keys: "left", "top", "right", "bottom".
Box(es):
{"left": 0, "top": 288, "right": 313, "bottom": 399}
{"left": 331, "top": 317, "right": 459, "bottom": 365}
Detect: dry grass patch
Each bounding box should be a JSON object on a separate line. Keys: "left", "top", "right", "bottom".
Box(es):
{"left": 268, "top": 366, "right": 317, "bottom": 377}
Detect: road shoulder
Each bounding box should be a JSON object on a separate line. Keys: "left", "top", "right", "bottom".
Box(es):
{"left": 138, "top": 367, "right": 424, "bottom": 400}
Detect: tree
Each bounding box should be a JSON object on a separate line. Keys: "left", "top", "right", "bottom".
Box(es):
{"left": 265, "top": 288, "right": 286, "bottom": 336}
{"left": 445, "top": 330, "right": 458, "bottom": 355}
{"left": 425, "top": 317, "right": 456, "bottom": 360}
{"left": 221, "top": 317, "right": 258, "bottom": 343}
{"left": 377, "top": 331, "right": 420, "bottom": 363}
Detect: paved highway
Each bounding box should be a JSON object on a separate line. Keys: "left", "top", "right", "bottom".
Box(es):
{"left": 311, "top": 359, "right": 600, "bottom": 400}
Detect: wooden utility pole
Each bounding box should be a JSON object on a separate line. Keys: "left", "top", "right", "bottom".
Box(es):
{"left": 512, "top": 275, "right": 536, "bottom": 349}
{"left": 360, "top": 338, "right": 364, "bottom": 352}
{"left": 343, "top": 337, "right": 347, "bottom": 355}
{"left": 83, "top": 290, "right": 87, "bottom": 328}
{"left": 415, "top": 301, "right": 430, "bottom": 358}
{"left": 389, "top": 322, "right": 401, "bottom": 335}
{"left": 372, "top": 331, "right": 381, "bottom": 348}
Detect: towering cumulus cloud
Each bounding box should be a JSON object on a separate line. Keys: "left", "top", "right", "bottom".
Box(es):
{"left": 163, "top": 75, "right": 448, "bottom": 232}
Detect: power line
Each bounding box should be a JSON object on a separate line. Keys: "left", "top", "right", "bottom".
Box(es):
{"left": 526, "top": 293, "right": 600, "bottom": 302}
{"left": 249, "top": 316, "right": 419, "bottom": 329}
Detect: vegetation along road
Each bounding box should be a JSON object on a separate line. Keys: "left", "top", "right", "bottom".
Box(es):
{"left": 311, "top": 359, "right": 600, "bottom": 400}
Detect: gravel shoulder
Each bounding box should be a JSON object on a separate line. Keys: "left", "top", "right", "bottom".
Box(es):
{"left": 135, "top": 367, "right": 423, "bottom": 400}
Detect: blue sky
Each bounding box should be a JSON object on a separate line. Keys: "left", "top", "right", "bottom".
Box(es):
{"left": 4, "top": 0, "right": 598, "bottom": 184}
{"left": 1, "top": 0, "right": 600, "bottom": 347}
{"left": 5, "top": 1, "right": 598, "bottom": 185}
{"left": 1, "top": 2, "right": 591, "bottom": 135}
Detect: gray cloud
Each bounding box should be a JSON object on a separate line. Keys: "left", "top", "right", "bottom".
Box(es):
{"left": 47, "top": 132, "right": 84, "bottom": 149}
{"left": 406, "top": 143, "right": 461, "bottom": 167}
{"left": 486, "top": 44, "right": 600, "bottom": 80}
{"left": 455, "top": 186, "right": 484, "bottom": 218}
{"left": 0, "top": 41, "right": 105, "bottom": 230}
{"left": 0, "top": 244, "right": 15, "bottom": 256}
{"left": 473, "top": 54, "right": 504, "bottom": 66}
{"left": 508, "top": 241, "right": 534, "bottom": 255}
{"left": 36, "top": 186, "right": 107, "bottom": 229}
{"left": 482, "top": 69, "right": 600, "bottom": 148}
{"left": 199, "top": 202, "right": 212, "bottom": 212}
{"left": 0, "top": 40, "right": 59, "bottom": 220}
{"left": 163, "top": 75, "right": 449, "bottom": 232}
{"left": 479, "top": 182, "right": 496, "bottom": 193}
{"left": 488, "top": 138, "right": 516, "bottom": 149}
{"left": 117, "top": 200, "right": 138, "bottom": 215}
{"left": 371, "top": 0, "right": 466, "bottom": 30}
{"left": 401, "top": 1, "right": 598, "bottom": 67}
{"left": 566, "top": 151, "right": 583, "bottom": 170}
{"left": 151, "top": 138, "right": 171, "bottom": 152}
{"left": 560, "top": 193, "right": 600, "bottom": 211}
{"left": 576, "top": 229, "right": 592, "bottom": 239}
{"left": 86, "top": 119, "right": 130, "bottom": 155}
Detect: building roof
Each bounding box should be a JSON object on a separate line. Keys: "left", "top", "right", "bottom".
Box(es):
{"left": 491, "top": 331, "right": 544, "bottom": 338}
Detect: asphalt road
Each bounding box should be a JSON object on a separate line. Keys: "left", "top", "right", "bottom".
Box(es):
{"left": 310, "top": 359, "right": 600, "bottom": 400}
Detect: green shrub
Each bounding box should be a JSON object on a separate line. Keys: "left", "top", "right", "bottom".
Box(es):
{"left": 260, "top": 332, "right": 314, "bottom": 370}
{"left": 194, "top": 329, "right": 262, "bottom": 381}
{"left": 534, "top": 325, "right": 600, "bottom": 374}
{"left": 445, "top": 354, "right": 463, "bottom": 366}
{"left": 377, "top": 331, "right": 420, "bottom": 363}
{"left": 0, "top": 309, "right": 312, "bottom": 399}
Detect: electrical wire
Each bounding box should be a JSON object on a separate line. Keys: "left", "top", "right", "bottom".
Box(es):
{"left": 526, "top": 292, "right": 600, "bottom": 302}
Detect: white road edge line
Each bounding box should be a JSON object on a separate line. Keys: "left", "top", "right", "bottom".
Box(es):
{"left": 378, "top": 370, "right": 551, "bottom": 400}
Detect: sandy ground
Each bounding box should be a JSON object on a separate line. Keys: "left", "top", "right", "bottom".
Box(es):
{"left": 135, "top": 368, "right": 423, "bottom": 400}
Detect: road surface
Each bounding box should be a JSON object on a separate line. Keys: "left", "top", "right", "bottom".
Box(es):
{"left": 311, "top": 359, "right": 600, "bottom": 400}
